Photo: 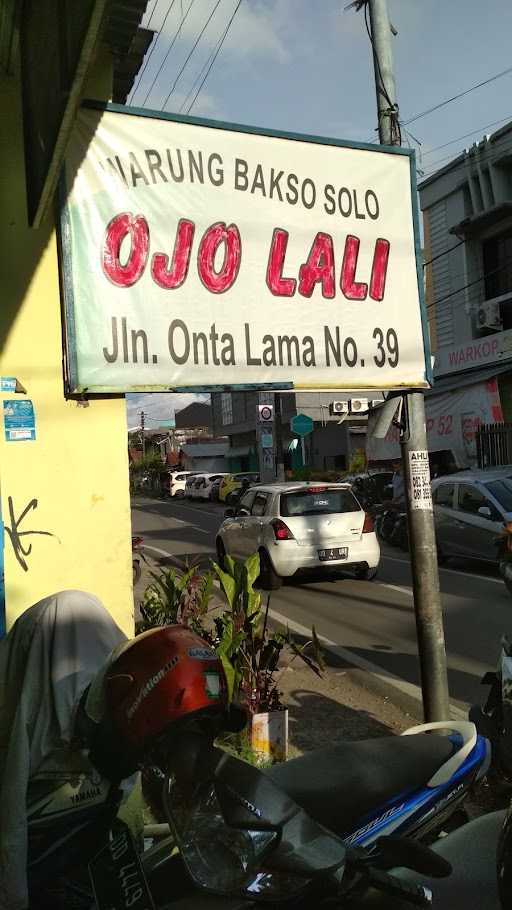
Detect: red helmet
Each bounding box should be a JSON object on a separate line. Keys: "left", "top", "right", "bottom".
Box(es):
{"left": 104, "top": 625, "right": 228, "bottom": 756}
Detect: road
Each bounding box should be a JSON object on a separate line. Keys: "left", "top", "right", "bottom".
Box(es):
{"left": 132, "top": 495, "right": 510, "bottom": 710}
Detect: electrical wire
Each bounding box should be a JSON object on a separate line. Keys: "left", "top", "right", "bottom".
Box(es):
{"left": 130, "top": 0, "right": 177, "bottom": 103}
{"left": 141, "top": 0, "right": 197, "bottom": 107}
{"left": 423, "top": 240, "right": 465, "bottom": 269}
{"left": 403, "top": 65, "right": 512, "bottom": 128}
{"left": 427, "top": 261, "right": 512, "bottom": 310}
{"left": 179, "top": 38, "right": 220, "bottom": 113}
{"left": 421, "top": 115, "right": 512, "bottom": 160}
{"left": 186, "top": 0, "right": 242, "bottom": 113}
{"left": 146, "top": 0, "right": 160, "bottom": 29}
{"left": 161, "top": 0, "right": 223, "bottom": 111}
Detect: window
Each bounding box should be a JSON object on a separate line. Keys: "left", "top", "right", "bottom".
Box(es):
{"left": 483, "top": 230, "right": 512, "bottom": 300}
{"left": 238, "top": 490, "right": 256, "bottom": 511}
{"left": 221, "top": 393, "right": 233, "bottom": 425}
{"left": 280, "top": 488, "right": 360, "bottom": 517}
{"left": 485, "top": 479, "right": 512, "bottom": 512}
{"left": 252, "top": 492, "right": 269, "bottom": 516}
{"left": 457, "top": 484, "right": 487, "bottom": 515}
{"left": 433, "top": 483, "right": 454, "bottom": 508}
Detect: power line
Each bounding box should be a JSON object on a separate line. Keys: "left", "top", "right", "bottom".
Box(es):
{"left": 423, "top": 240, "right": 465, "bottom": 268}
{"left": 161, "top": 0, "right": 223, "bottom": 110}
{"left": 186, "top": 0, "right": 242, "bottom": 113}
{"left": 179, "top": 37, "right": 220, "bottom": 113}
{"left": 141, "top": 0, "right": 197, "bottom": 107}
{"left": 427, "top": 261, "right": 512, "bottom": 310}
{"left": 130, "top": 0, "right": 177, "bottom": 103}
{"left": 146, "top": 0, "right": 160, "bottom": 29}
{"left": 421, "top": 114, "right": 512, "bottom": 160}
{"left": 404, "top": 64, "right": 512, "bottom": 128}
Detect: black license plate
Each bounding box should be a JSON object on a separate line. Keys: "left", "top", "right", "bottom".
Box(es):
{"left": 89, "top": 821, "right": 155, "bottom": 910}
{"left": 318, "top": 547, "right": 348, "bottom": 561}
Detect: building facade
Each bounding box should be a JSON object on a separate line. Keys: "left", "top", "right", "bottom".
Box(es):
{"left": 0, "top": 1, "right": 151, "bottom": 632}
{"left": 415, "top": 123, "right": 512, "bottom": 467}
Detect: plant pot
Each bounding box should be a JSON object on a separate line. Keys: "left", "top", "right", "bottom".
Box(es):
{"left": 250, "top": 708, "right": 288, "bottom": 762}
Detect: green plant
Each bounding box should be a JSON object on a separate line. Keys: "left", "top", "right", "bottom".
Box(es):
{"left": 212, "top": 553, "right": 324, "bottom": 714}
{"left": 139, "top": 565, "right": 214, "bottom": 636}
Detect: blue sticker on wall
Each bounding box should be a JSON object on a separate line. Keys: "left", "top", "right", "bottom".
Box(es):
{"left": 3, "top": 399, "right": 36, "bottom": 441}
{"left": 1, "top": 377, "right": 16, "bottom": 392}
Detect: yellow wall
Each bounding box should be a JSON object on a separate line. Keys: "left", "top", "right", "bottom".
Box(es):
{"left": 0, "top": 50, "right": 134, "bottom": 635}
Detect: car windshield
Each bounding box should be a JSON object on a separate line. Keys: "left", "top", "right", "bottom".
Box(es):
{"left": 280, "top": 488, "right": 360, "bottom": 517}
{"left": 484, "top": 478, "right": 512, "bottom": 511}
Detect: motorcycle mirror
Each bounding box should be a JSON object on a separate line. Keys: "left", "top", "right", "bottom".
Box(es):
{"left": 376, "top": 835, "right": 452, "bottom": 878}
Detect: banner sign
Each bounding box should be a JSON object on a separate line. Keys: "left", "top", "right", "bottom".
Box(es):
{"left": 59, "top": 103, "right": 430, "bottom": 394}
{"left": 367, "top": 377, "right": 503, "bottom": 467}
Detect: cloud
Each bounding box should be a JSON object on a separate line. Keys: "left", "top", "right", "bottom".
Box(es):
{"left": 126, "top": 392, "right": 209, "bottom": 429}
{"left": 154, "top": 0, "right": 290, "bottom": 66}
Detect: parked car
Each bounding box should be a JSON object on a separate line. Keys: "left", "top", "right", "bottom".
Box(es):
{"left": 185, "top": 475, "right": 201, "bottom": 498}
{"left": 218, "top": 472, "right": 260, "bottom": 503}
{"left": 195, "top": 473, "right": 229, "bottom": 500}
{"left": 166, "top": 470, "right": 194, "bottom": 498}
{"left": 216, "top": 481, "right": 380, "bottom": 589}
{"left": 432, "top": 467, "right": 512, "bottom": 565}
{"left": 209, "top": 476, "right": 224, "bottom": 502}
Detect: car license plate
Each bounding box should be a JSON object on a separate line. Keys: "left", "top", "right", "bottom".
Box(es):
{"left": 318, "top": 547, "right": 348, "bottom": 561}
{"left": 89, "top": 821, "right": 155, "bottom": 910}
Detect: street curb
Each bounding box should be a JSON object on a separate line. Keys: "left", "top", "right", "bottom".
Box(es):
{"left": 268, "top": 607, "right": 467, "bottom": 723}
{"left": 140, "top": 544, "right": 466, "bottom": 723}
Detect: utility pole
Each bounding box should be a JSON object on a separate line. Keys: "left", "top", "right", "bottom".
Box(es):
{"left": 367, "top": 0, "right": 450, "bottom": 721}
{"left": 140, "top": 410, "right": 146, "bottom": 458}
{"left": 274, "top": 393, "right": 286, "bottom": 482}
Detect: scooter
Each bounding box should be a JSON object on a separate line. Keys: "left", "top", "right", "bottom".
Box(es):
{"left": 470, "top": 635, "right": 512, "bottom": 784}
{"left": 26, "top": 719, "right": 489, "bottom": 909}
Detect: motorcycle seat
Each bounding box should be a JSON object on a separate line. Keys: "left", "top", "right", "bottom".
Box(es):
{"left": 266, "top": 733, "right": 455, "bottom": 837}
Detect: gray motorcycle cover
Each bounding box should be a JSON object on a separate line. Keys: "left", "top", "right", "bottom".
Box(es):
{"left": 0, "top": 590, "right": 127, "bottom": 910}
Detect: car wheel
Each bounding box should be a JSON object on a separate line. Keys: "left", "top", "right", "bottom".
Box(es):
{"left": 258, "top": 549, "right": 282, "bottom": 591}
{"left": 355, "top": 565, "right": 378, "bottom": 581}
{"left": 216, "top": 538, "right": 227, "bottom": 570}
{"left": 175, "top": 490, "right": 185, "bottom": 499}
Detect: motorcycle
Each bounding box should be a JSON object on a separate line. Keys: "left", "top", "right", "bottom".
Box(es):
{"left": 132, "top": 534, "right": 145, "bottom": 585}
{"left": 498, "top": 521, "right": 512, "bottom": 597}
{"left": 27, "top": 718, "right": 489, "bottom": 909}
{"left": 470, "top": 635, "right": 512, "bottom": 784}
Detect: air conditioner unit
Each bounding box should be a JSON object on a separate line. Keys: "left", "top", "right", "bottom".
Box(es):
{"left": 329, "top": 400, "right": 349, "bottom": 415}
{"left": 370, "top": 399, "right": 383, "bottom": 409}
{"left": 476, "top": 301, "right": 502, "bottom": 331}
{"left": 350, "top": 398, "right": 368, "bottom": 414}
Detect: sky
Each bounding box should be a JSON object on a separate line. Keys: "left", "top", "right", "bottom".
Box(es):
{"left": 126, "top": 0, "right": 512, "bottom": 426}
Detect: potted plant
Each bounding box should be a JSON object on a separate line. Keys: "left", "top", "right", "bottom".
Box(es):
{"left": 211, "top": 552, "right": 323, "bottom": 762}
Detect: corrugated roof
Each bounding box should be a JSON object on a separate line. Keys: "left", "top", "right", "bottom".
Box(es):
{"left": 105, "top": 1, "right": 154, "bottom": 103}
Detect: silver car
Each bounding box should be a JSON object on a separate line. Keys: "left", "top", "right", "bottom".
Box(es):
{"left": 432, "top": 468, "right": 512, "bottom": 564}
{"left": 216, "top": 481, "right": 380, "bottom": 589}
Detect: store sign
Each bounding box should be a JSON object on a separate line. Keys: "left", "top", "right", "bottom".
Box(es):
{"left": 435, "top": 329, "right": 512, "bottom": 376}
{"left": 59, "top": 104, "right": 429, "bottom": 394}
{"left": 367, "top": 378, "right": 503, "bottom": 466}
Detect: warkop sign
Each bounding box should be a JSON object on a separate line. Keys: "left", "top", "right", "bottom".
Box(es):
{"left": 59, "top": 103, "right": 430, "bottom": 394}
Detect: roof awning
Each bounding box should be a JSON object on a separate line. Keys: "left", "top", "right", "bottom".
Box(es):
{"left": 227, "top": 446, "right": 254, "bottom": 458}
{"left": 429, "top": 363, "right": 512, "bottom": 395}
{"left": 450, "top": 202, "right": 512, "bottom": 237}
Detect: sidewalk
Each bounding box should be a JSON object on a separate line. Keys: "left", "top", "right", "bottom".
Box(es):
{"left": 133, "top": 549, "right": 419, "bottom": 752}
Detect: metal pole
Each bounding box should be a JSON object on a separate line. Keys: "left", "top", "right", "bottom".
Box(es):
{"left": 368, "top": 0, "right": 450, "bottom": 720}
{"left": 274, "top": 393, "right": 286, "bottom": 482}
{"left": 141, "top": 410, "right": 146, "bottom": 458}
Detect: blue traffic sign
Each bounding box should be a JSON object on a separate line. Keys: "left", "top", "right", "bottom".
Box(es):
{"left": 291, "top": 413, "right": 314, "bottom": 437}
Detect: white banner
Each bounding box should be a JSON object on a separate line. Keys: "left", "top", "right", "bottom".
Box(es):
{"left": 366, "top": 377, "right": 504, "bottom": 466}
{"left": 60, "top": 105, "right": 429, "bottom": 393}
